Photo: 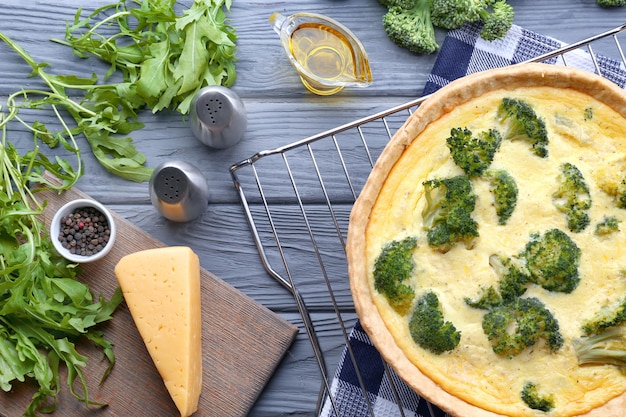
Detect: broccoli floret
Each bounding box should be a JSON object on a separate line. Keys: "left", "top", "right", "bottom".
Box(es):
{"left": 421, "top": 175, "right": 479, "bottom": 253}
{"left": 484, "top": 169, "right": 518, "bottom": 225}
{"left": 595, "top": 216, "right": 621, "bottom": 236}
{"left": 491, "top": 256, "right": 531, "bottom": 303}
{"left": 381, "top": 0, "right": 439, "bottom": 54}
{"left": 379, "top": 0, "right": 419, "bottom": 6}
{"left": 446, "top": 127, "right": 502, "bottom": 177}
{"left": 497, "top": 98, "right": 549, "bottom": 158}
{"left": 552, "top": 163, "right": 592, "bottom": 233}
{"left": 465, "top": 285, "right": 503, "bottom": 310}
{"left": 490, "top": 255, "right": 532, "bottom": 301}
{"left": 597, "top": 0, "right": 626, "bottom": 7}
{"left": 593, "top": 156, "right": 626, "bottom": 209}
{"left": 601, "top": 181, "right": 626, "bottom": 209}
{"left": 465, "top": 255, "right": 531, "bottom": 309}
{"left": 581, "top": 295, "right": 626, "bottom": 336}
{"left": 409, "top": 291, "right": 461, "bottom": 354}
{"left": 521, "top": 382, "right": 555, "bottom": 412}
{"left": 479, "top": 1, "right": 515, "bottom": 41}
{"left": 373, "top": 237, "right": 419, "bottom": 315}
{"left": 430, "top": 0, "right": 514, "bottom": 41}
{"left": 430, "top": 0, "right": 485, "bottom": 29}
{"left": 482, "top": 297, "right": 563, "bottom": 357}
{"left": 573, "top": 326, "right": 626, "bottom": 372}
{"left": 467, "top": 229, "right": 580, "bottom": 309}
{"left": 379, "top": 0, "right": 516, "bottom": 54}
{"left": 521, "top": 229, "right": 581, "bottom": 294}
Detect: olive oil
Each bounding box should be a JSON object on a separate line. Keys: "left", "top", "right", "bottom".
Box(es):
{"left": 270, "top": 12, "right": 372, "bottom": 95}
{"left": 289, "top": 23, "right": 363, "bottom": 84}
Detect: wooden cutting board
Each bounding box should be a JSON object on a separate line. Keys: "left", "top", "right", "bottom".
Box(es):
{"left": 0, "top": 175, "right": 298, "bottom": 417}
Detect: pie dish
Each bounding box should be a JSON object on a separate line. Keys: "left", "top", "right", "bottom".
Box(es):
{"left": 347, "top": 63, "right": 626, "bottom": 416}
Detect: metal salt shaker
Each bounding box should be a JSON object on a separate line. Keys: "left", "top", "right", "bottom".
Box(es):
{"left": 189, "top": 86, "right": 247, "bottom": 149}
{"left": 149, "top": 160, "right": 210, "bottom": 222}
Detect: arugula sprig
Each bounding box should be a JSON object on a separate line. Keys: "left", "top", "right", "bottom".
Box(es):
{"left": 1, "top": 101, "right": 122, "bottom": 415}
{"left": 0, "top": 1, "right": 237, "bottom": 414}
{"left": 0, "top": 0, "right": 237, "bottom": 183}
{"left": 0, "top": 31, "right": 152, "bottom": 183}
{"left": 56, "top": 0, "right": 237, "bottom": 114}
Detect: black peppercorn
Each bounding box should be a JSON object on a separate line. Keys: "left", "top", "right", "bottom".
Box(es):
{"left": 57, "top": 206, "right": 111, "bottom": 257}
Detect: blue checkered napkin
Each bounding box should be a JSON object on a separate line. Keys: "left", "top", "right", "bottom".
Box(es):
{"left": 423, "top": 21, "right": 626, "bottom": 96}
{"left": 321, "top": 22, "right": 626, "bottom": 417}
{"left": 319, "top": 321, "right": 445, "bottom": 417}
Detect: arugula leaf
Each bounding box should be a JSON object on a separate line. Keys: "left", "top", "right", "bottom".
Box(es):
{"left": 1, "top": 0, "right": 238, "bottom": 182}
{"left": 59, "top": 0, "right": 238, "bottom": 114}
{"left": 1, "top": 96, "right": 122, "bottom": 415}
{"left": 0, "top": 31, "right": 151, "bottom": 182}
{"left": 136, "top": 40, "right": 172, "bottom": 101}
{"left": 0, "top": 3, "right": 238, "bottom": 409}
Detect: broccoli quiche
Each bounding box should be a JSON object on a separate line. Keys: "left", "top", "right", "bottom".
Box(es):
{"left": 347, "top": 63, "right": 626, "bottom": 417}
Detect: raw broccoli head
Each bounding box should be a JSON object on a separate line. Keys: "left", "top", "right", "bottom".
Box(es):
{"left": 409, "top": 291, "right": 461, "bottom": 354}
{"left": 521, "top": 382, "right": 555, "bottom": 412}
{"left": 479, "top": 1, "right": 514, "bottom": 41}
{"left": 373, "top": 236, "right": 418, "bottom": 315}
{"left": 421, "top": 175, "right": 479, "bottom": 253}
{"left": 379, "top": 0, "right": 420, "bottom": 7}
{"left": 465, "top": 255, "right": 531, "bottom": 309}
{"left": 597, "top": 0, "right": 626, "bottom": 7}
{"left": 381, "top": 0, "right": 439, "bottom": 54}
{"left": 446, "top": 127, "right": 502, "bottom": 177}
{"left": 430, "top": 0, "right": 485, "bottom": 30}
{"left": 521, "top": 229, "right": 581, "bottom": 294}
{"left": 484, "top": 169, "right": 518, "bottom": 225}
{"left": 482, "top": 297, "right": 563, "bottom": 357}
{"left": 430, "top": 0, "right": 514, "bottom": 41}
{"left": 581, "top": 295, "right": 626, "bottom": 336}
{"left": 595, "top": 216, "right": 621, "bottom": 236}
{"left": 573, "top": 326, "right": 626, "bottom": 373}
{"left": 379, "top": 0, "right": 516, "bottom": 54}
{"left": 497, "top": 97, "right": 549, "bottom": 158}
{"left": 552, "top": 162, "right": 592, "bottom": 233}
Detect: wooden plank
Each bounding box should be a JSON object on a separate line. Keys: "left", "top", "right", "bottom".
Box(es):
{"left": 0, "top": 174, "right": 297, "bottom": 417}
{"left": 1, "top": 2, "right": 624, "bottom": 416}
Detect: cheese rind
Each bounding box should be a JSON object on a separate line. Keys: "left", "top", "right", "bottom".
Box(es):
{"left": 114, "top": 246, "right": 203, "bottom": 417}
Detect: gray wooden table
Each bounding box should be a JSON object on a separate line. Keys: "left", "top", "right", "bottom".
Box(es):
{"left": 1, "top": 1, "right": 624, "bottom": 416}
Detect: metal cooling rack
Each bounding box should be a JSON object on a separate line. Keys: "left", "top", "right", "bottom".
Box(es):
{"left": 229, "top": 23, "right": 626, "bottom": 417}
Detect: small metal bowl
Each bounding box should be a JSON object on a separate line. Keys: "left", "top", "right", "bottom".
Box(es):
{"left": 50, "top": 198, "right": 117, "bottom": 263}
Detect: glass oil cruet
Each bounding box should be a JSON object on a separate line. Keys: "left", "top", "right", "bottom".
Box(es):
{"left": 269, "top": 12, "right": 373, "bottom": 96}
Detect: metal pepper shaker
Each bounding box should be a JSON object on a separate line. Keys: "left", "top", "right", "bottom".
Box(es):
{"left": 149, "top": 160, "right": 210, "bottom": 222}
{"left": 189, "top": 86, "right": 247, "bottom": 149}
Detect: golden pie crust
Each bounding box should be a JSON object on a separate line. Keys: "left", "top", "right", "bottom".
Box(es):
{"left": 347, "top": 63, "right": 626, "bottom": 417}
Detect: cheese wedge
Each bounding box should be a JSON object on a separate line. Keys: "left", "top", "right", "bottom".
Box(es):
{"left": 114, "top": 246, "right": 203, "bottom": 417}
